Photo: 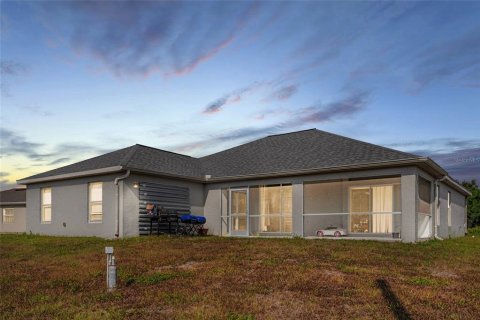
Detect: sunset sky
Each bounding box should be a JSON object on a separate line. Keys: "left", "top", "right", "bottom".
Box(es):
{"left": 1, "top": 1, "right": 479, "bottom": 189}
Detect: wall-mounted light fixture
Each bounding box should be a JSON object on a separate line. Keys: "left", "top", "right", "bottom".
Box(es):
{"left": 133, "top": 182, "right": 139, "bottom": 188}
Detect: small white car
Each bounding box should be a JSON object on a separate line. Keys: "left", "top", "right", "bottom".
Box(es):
{"left": 316, "top": 226, "right": 347, "bottom": 237}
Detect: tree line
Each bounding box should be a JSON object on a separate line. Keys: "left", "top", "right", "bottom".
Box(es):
{"left": 462, "top": 180, "right": 480, "bottom": 227}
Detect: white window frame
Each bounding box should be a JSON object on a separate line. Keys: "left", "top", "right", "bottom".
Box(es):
{"left": 447, "top": 191, "right": 452, "bottom": 227}
{"left": 2, "top": 208, "right": 15, "bottom": 224}
{"left": 41, "top": 187, "right": 52, "bottom": 224}
{"left": 89, "top": 182, "right": 103, "bottom": 223}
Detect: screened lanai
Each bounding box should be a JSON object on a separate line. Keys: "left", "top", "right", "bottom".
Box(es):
{"left": 220, "top": 184, "right": 292, "bottom": 237}
{"left": 303, "top": 177, "right": 402, "bottom": 238}
{"left": 217, "top": 175, "right": 436, "bottom": 240}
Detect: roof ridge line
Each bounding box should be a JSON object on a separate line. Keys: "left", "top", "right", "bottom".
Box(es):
{"left": 266, "top": 128, "right": 316, "bottom": 137}
{"left": 134, "top": 144, "right": 198, "bottom": 159}
{"left": 198, "top": 129, "right": 321, "bottom": 160}
{"left": 314, "top": 129, "right": 421, "bottom": 158}
{"left": 119, "top": 145, "right": 140, "bottom": 167}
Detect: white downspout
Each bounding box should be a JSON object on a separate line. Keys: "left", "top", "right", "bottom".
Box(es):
{"left": 434, "top": 176, "right": 447, "bottom": 240}
{"left": 114, "top": 170, "right": 130, "bottom": 238}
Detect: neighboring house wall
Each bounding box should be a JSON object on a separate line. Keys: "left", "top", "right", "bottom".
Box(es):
{"left": 26, "top": 174, "right": 118, "bottom": 237}
{"left": 0, "top": 205, "right": 26, "bottom": 233}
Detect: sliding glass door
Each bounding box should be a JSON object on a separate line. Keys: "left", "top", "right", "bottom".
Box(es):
{"left": 350, "top": 185, "right": 395, "bottom": 234}
{"left": 350, "top": 187, "right": 371, "bottom": 233}
{"left": 249, "top": 185, "right": 292, "bottom": 235}
{"left": 228, "top": 185, "right": 293, "bottom": 237}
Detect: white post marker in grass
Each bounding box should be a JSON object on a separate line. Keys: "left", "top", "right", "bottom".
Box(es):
{"left": 105, "top": 247, "right": 116, "bottom": 291}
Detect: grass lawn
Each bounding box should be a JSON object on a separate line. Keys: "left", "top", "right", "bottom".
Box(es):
{"left": 1, "top": 230, "right": 479, "bottom": 320}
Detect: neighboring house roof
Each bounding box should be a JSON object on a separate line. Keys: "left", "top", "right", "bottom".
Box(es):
{"left": 17, "top": 129, "right": 469, "bottom": 195}
{"left": 0, "top": 188, "right": 26, "bottom": 206}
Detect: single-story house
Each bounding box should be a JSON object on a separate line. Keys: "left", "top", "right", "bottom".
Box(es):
{"left": 18, "top": 129, "right": 470, "bottom": 242}
{"left": 0, "top": 187, "right": 27, "bottom": 233}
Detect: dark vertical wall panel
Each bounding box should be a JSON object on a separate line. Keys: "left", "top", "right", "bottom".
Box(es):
{"left": 138, "top": 182, "right": 190, "bottom": 235}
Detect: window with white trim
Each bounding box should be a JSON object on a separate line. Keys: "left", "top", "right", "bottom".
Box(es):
{"left": 448, "top": 191, "right": 452, "bottom": 227}
{"left": 41, "top": 188, "right": 52, "bottom": 223}
{"left": 3, "top": 208, "right": 15, "bottom": 224}
{"left": 89, "top": 182, "right": 103, "bottom": 223}
{"left": 436, "top": 185, "right": 440, "bottom": 226}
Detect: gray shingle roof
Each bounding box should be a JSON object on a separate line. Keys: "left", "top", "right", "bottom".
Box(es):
{"left": 124, "top": 145, "right": 203, "bottom": 178}
{"left": 21, "top": 145, "right": 138, "bottom": 180}
{"left": 22, "top": 144, "right": 203, "bottom": 181}
{"left": 20, "top": 129, "right": 421, "bottom": 183}
{"left": 199, "top": 129, "right": 420, "bottom": 177}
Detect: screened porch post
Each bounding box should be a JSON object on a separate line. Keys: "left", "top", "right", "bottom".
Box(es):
{"left": 292, "top": 181, "right": 303, "bottom": 236}
{"left": 401, "top": 174, "right": 417, "bottom": 242}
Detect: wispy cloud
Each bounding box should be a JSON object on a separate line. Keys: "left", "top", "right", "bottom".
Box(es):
{"left": 20, "top": 104, "right": 53, "bottom": 117}
{"left": 0, "top": 60, "right": 28, "bottom": 96}
{"left": 387, "top": 137, "right": 480, "bottom": 182}
{"left": 411, "top": 27, "right": 480, "bottom": 91}
{"left": 460, "top": 66, "right": 480, "bottom": 88}
{"left": 0, "top": 128, "right": 44, "bottom": 159}
{"left": 0, "top": 60, "right": 27, "bottom": 76}
{"left": 265, "top": 84, "right": 298, "bottom": 101}
{"left": 55, "top": 143, "right": 111, "bottom": 155}
{"left": 350, "top": 62, "right": 387, "bottom": 80}
{"left": 0, "top": 127, "right": 116, "bottom": 187}
{"left": 36, "top": 1, "right": 260, "bottom": 78}
{"left": 282, "top": 3, "right": 415, "bottom": 75}
{"left": 0, "top": 13, "right": 11, "bottom": 38}
{"left": 0, "top": 128, "right": 112, "bottom": 163}
{"left": 202, "top": 82, "right": 265, "bottom": 114}
{"left": 283, "top": 90, "right": 370, "bottom": 127}
{"left": 177, "top": 90, "right": 369, "bottom": 154}
{"left": 0, "top": 179, "right": 16, "bottom": 191}
{"left": 387, "top": 138, "right": 480, "bottom": 154}
{"left": 172, "top": 126, "right": 281, "bottom": 154}
{"left": 47, "top": 157, "right": 71, "bottom": 166}
{"left": 418, "top": 147, "right": 480, "bottom": 182}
